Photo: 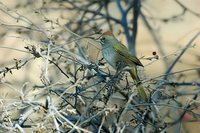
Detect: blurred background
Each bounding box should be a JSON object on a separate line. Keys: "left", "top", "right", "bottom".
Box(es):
{"left": 0, "top": 0, "right": 200, "bottom": 132}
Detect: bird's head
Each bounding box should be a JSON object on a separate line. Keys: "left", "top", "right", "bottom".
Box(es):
{"left": 98, "top": 31, "right": 118, "bottom": 47}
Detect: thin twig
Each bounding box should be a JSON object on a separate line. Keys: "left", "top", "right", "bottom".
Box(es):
{"left": 164, "top": 32, "right": 200, "bottom": 79}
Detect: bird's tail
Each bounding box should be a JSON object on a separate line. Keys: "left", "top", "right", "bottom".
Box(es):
{"left": 130, "top": 67, "right": 148, "bottom": 102}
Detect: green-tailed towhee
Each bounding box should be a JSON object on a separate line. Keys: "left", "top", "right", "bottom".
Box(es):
{"left": 98, "top": 31, "right": 147, "bottom": 101}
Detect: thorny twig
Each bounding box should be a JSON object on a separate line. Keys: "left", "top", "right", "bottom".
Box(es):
{"left": 1, "top": 1, "right": 200, "bottom": 133}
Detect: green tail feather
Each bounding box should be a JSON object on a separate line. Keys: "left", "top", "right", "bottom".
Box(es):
{"left": 137, "top": 84, "right": 148, "bottom": 102}
{"left": 130, "top": 67, "right": 148, "bottom": 102}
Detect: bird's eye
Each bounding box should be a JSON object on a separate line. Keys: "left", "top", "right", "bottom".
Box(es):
{"left": 100, "top": 37, "right": 105, "bottom": 43}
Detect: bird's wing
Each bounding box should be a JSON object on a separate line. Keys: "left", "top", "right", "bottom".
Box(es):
{"left": 113, "top": 43, "right": 144, "bottom": 67}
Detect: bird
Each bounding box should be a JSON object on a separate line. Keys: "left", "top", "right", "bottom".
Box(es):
{"left": 98, "top": 31, "right": 147, "bottom": 101}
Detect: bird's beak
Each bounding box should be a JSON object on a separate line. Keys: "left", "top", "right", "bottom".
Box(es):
{"left": 95, "top": 34, "right": 103, "bottom": 43}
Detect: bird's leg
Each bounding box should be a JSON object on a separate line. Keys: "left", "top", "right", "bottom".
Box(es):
{"left": 114, "top": 61, "right": 126, "bottom": 80}
{"left": 106, "top": 61, "right": 128, "bottom": 95}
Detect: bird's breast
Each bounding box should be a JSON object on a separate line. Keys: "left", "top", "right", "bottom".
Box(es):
{"left": 102, "top": 47, "right": 119, "bottom": 68}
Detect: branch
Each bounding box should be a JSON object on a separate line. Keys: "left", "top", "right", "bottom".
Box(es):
{"left": 132, "top": 0, "right": 141, "bottom": 55}
{"left": 175, "top": 0, "right": 200, "bottom": 17}
{"left": 143, "top": 67, "right": 200, "bottom": 83}
{"left": 164, "top": 32, "right": 200, "bottom": 79}
{"left": 140, "top": 11, "right": 168, "bottom": 67}
{"left": 116, "top": 0, "right": 133, "bottom": 54}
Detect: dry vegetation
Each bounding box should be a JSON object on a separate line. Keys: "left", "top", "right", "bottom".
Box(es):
{"left": 0, "top": 0, "right": 200, "bottom": 133}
